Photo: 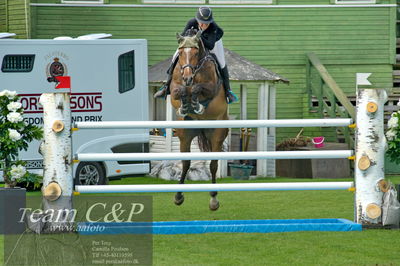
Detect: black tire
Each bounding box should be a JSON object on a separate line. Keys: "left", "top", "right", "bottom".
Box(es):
{"left": 75, "top": 162, "right": 107, "bottom": 185}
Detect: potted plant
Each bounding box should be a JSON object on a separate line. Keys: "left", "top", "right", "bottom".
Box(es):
{"left": 16, "top": 172, "right": 43, "bottom": 191}
{"left": 0, "top": 90, "right": 43, "bottom": 234}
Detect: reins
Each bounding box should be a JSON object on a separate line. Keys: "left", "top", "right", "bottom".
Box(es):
{"left": 181, "top": 54, "right": 213, "bottom": 77}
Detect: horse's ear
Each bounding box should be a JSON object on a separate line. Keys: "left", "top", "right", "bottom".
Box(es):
{"left": 195, "top": 30, "right": 202, "bottom": 40}
{"left": 176, "top": 32, "right": 184, "bottom": 42}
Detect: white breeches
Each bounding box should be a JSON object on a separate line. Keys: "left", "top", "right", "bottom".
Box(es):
{"left": 211, "top": 39, "right": 225, "bottom": 69}
{"left": 173, "top": 39, "right": 226, "bottom": 69}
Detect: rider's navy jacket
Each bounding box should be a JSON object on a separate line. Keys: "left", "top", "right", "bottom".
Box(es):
{"left": 182, "top": 18, "right": 224, "bottom": 51}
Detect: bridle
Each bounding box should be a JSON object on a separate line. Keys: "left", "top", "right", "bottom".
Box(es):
{"left": 180, "top": 55, "right": 213, "bottom": 83}
{"left": 179, "top": 38, "right": 213, "bottom": 86}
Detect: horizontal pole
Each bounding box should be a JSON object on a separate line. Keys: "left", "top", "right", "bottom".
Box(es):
{"left": 74, "top": 118, "right": 353, "bottom": 130}
{"left": 75, "top": 150, "right": 353, "bottom": 162}
{"left": 75, "top": 182, "right": 354, "bottom": 193}
{"left": 31, "top": 3, "right": 397, "bottom": 9}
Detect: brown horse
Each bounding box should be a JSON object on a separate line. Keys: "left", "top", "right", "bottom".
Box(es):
{"left": 170, "top": 30, "right": 229, "bottom": 211}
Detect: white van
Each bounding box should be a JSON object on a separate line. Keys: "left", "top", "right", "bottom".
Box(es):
{"left": 0, "top": 38, "right": 149, "bottom": 185}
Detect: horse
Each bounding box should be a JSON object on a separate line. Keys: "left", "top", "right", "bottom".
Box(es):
{"left": 169, "top": 29, "right": 229, "bottom": 211}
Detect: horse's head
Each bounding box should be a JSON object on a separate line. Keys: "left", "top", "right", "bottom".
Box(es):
{"left": 176, "top": 30, "right": 203, "bottom": 86}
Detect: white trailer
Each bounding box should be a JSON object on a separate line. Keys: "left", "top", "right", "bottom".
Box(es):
{"left": 0, "top": 38, "right": 149, "bottom": 185}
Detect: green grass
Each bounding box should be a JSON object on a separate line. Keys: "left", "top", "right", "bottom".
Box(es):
{"left": 0, "top": 236, "right": 2, "bottom": 266}
{"left": 1, "top": 176, "right": 400, "bottom": 265}
{"left": 154, "top": 230, "right": 400, "bottom": 266}
{"left": 110, "top": 176, "right": 356, "bottom": 221}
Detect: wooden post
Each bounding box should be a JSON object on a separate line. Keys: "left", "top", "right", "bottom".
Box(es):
{"left": 239, "top": 84, "right": 248, "bottom": 175}
{"left": 148, "top": 86, "right": 155, "bottom": 121}
{"left": 38, "top": 93, "right": 73, "bottom": 233}
{"left": 267, "top": 85, "right": 276, "bottom": 177}
{"left": 257, "top": 82, "right": 269, "bottom": 177}
{"left": 219, "top": 129, "right": 230, "bottom": 178}
{"left": 355, "top": 88, "right": 387, "bottom": 224}
{"left": 165, "top": 95, "right": 173, "bottom": 153}
{"left": 240, "top": 84, "right": 247, "bottom": 120}
{"left": 307, "top": 53, "right": 355, "bottom": 119}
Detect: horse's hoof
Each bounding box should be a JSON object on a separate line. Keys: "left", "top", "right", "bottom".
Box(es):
{"left": 209, "top": 198, "right": 219, "bottom": 211}
{"left": 174, "top": 194, "right": 185, "bottom": 206}
{"left": 193, "top": 104, "right": 205, "bottom": 114}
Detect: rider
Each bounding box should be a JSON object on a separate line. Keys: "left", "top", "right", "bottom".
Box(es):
{"left": 154, "top": 6, "right": 238, "bottom": 104}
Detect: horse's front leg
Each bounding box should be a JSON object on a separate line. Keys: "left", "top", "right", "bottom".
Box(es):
{"left": 178, "top": 87, "right": 189, "bottom": 116}
{"left": 173, "top": 86, "right": 189, "bottom": 117}
{"left": 191, "top": 84, "right": 205, "bottom": 114}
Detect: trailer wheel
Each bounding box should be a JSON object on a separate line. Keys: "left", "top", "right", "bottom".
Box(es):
{"left": 75, "top": 162, "right": 107, "bottom": 185}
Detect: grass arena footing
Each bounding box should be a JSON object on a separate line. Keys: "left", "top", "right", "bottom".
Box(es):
{"left": 77, "top": 219, "right": 361, "bottom": 235}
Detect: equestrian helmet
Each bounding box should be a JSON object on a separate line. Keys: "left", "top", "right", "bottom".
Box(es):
{"left": 196, "top": 7, "right": 213, "bottom": 24}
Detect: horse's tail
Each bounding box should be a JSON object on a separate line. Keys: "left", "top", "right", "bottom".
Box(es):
{"left": 197, "top": 129, "right": 212, "bottom": 152}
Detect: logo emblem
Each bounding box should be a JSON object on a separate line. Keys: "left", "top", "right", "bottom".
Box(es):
{"left": 46, "top": 57, "right": 68, "bottom": 83}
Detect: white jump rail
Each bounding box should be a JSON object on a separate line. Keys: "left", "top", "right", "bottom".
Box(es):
{"left": 41, "top": 89, "right": 389, "bottom": 226}
{"left": 73, "top": 118, "right": 353, "bottom": 129}
{"left": 75, "top": 150, "right": 353, "bottom": 162}
{"left": 75, "top": 181, "right": 354, "bottom": 193}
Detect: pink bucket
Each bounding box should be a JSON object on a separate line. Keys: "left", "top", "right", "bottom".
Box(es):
{"left": 312, "top": 136, "right": 325, "bottom": 148}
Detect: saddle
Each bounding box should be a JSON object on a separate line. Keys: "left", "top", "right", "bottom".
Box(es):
{"left": 207, "top": 53, "right": 223, "bottom": 80}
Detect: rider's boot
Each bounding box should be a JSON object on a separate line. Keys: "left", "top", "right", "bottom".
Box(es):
{"left": 154, "top": 75, "right": 172, "bottom": 98}
{"left": 221, "top": 66, "right": 238, "bottom": 104}
{"left": 154, "top": 57, "right": 178, "bottom": 98}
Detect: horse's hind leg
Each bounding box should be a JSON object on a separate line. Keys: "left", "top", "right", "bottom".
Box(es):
{"left": 209, "top": 128, "right": 229, "bottom": 211}
{"left": 209, "top": 160, "right": 219, "bottom": 211}
{"left": 174, "top": 131, "right": 194, "bottom": 206}
{"left": 175, "top": 159, "right": 190, "bottom": 205}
